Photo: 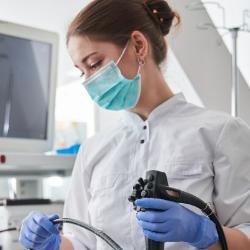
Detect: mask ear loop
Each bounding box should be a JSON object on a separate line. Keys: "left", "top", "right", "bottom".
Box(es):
{"left": 116, "top": 40, "right": 130, "bottom": 66}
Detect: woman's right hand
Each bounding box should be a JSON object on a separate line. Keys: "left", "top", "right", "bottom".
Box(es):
{"left": 19, "top": 211, "right": 61, "bottom": 250}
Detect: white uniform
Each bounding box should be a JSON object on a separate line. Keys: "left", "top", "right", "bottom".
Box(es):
{"left": 63, "top": 93, "right": 250, "bottom": 250}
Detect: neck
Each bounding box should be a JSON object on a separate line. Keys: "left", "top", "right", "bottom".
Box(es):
{"left": 130, "top": 65, "right": 174, "bottom": 120}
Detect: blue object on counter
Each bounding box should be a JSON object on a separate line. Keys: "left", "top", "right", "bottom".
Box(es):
{"left": 56, "top": 143, "right": 81, "bottom": 155}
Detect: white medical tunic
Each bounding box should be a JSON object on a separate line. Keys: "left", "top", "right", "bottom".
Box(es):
{"left": 63, "top": 93, "right": 250, "bottom": 250}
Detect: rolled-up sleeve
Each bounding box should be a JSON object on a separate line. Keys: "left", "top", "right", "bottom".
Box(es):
{"left": 213, "top": 117, "right": 250, "bottom": 238}
{"left": 63, "top": 146, "right": 96, "bottom": 249}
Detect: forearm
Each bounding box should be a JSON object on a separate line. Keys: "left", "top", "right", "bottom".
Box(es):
{"left": 208, "top": 227, "right": 250, "bottom": 250}
{"left": 60, "top": 236, "right": 73, "bottom": 250}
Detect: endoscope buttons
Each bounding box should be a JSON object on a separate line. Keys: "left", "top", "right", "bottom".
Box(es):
{"left": 128, "top": 196, "right": 135, "bottom": 202}
{"left": 138, "top": 178, "right": 145, "bottom": 187}
{"left": 141, "top": 190, "right": 148, "bottom": 198}
{"left": 148, "top": 174, "right": 154, "bottom": 182}
{"left": 133, "top": 184, "right": 141, "bottom": 190}
{"left": 146, "top": 182, "right": 153, "bottom": 189}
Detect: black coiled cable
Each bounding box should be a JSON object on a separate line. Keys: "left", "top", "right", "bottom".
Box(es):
{"left": 0, "top": 227, "right": 17, "bottom": 233}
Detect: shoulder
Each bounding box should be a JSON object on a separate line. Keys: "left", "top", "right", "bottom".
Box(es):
{"left": 180, "top": 101, "right": 250, "bottom": 144}
{"left": 173, "top": 100, "right": 231, "bottom": 131}
{"left": 188, "top": 104, "right": 249, "bottom": 134}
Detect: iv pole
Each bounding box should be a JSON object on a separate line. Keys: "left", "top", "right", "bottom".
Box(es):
{"left": 230, "top": 27, "right": 239, "bottom": 117}
{"left": 186, "top": 1, "right": 250, "bottom": 117}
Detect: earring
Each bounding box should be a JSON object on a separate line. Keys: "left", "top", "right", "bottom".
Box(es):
{"left": 138, "top": 58, "right": 145, "bottom": 66}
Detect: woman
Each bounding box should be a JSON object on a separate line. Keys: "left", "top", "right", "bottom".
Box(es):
{"left": 19, "top": 0, "right": 250, "bottom": 249}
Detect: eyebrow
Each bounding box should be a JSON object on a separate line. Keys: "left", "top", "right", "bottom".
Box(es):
{"left": 75, "top": 52, "right": 98, "bottom": 68}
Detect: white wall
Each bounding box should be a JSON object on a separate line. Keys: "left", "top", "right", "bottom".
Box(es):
{"left": 168, "top": 0, "right": 250, "bottom": 124}
{"left": 203, "top": 0, "right": 250, "bottom": 87}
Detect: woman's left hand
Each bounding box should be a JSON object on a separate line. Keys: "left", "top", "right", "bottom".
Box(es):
{"left": 135, "top": 198, "right": 218, "bottom": 249}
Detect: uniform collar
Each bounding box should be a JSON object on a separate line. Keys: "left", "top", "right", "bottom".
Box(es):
{"left": 121, "top": 93, "right": 186, "bottom": 128}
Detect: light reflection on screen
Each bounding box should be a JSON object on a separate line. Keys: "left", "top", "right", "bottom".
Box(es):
{"left": 0, "top": 34, "right": 51, "bottom": 140}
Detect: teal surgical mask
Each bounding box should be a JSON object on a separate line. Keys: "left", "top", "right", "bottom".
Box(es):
{"left": 82, "top": 41, "right": 143, "bottom": 111}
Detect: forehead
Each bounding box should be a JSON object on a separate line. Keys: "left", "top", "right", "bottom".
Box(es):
{"left": 67, "top": 35, "right": 119, "bottom": 63}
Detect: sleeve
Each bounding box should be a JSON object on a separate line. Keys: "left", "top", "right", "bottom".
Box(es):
{"left": 63, "top": 145, "right": 96, "bottom": 250}
{"left": 213, "top": 117, "right": 250, "bottom": 238}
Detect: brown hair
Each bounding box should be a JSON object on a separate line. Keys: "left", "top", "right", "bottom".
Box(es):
{"left": 67, "top": 0, "right": 180, "bottom": 65}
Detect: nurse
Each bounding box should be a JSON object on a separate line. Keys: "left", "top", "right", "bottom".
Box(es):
{"left": 19, "top": 0, "right": 250, "bottom": 249}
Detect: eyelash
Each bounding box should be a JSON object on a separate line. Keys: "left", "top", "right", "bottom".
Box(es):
{"left": 80, "top": 61, "right": 102, "bottom": 77}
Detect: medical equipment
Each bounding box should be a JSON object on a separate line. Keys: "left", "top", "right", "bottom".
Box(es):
{"left": 1, "top": 170, "right": 228, "bottom": 250}
{"left": 52, "top": 218, "right": 123, "bottom": 250}
{"left": 128, "top": 170, "right": 228, "bottom": 250}
{"left": 0, "top": 20, "right": 58, "bottom": 153}
{"left": 186, "top": 1, "right": 250, "bottom": 117}
{"left": 1, "top": 206, "right": 123, "bottom": 250}
{"left": 0, "top": 199, "right": 63, "bottom": 250}
{"left": 0, "top": 152, "right": 75, "bottom": 177}
{"left": 0, "top": 152, "right": 75, "bottom": 200}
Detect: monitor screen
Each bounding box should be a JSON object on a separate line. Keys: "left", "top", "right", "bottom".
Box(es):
{"left": 0, "top": 34, "right": 52, "bottom": 140}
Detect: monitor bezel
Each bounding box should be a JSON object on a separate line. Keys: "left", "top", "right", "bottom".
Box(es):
{"left": 0, "top": 20, "right": 58, "bottom": 153}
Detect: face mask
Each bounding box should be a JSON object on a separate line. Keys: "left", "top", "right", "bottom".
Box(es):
{"left": 82, "top": 41, "right": 142, "bottom": 111}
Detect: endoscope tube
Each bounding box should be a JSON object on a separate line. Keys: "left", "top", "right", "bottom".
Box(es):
{"left": 0, "top": 220, "right": 123, "bottom": 250}
{"left": 1, "top": 193, "right": 227, "bottom": 250}
{"left": 53, "top": 218, "right": 123, "bottom": 250}
{"left": 159, "top": 185, "right": 228, "bottom": 250}
{"left": 0, "top": 227, "right": 17, "bottom": 233}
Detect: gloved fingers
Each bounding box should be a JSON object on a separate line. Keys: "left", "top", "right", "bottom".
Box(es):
{"left": 19, "top": 233, "right": 38, "bottom": 249}
{"left": 48, "top": 214, "right": 60, "bottom": 222}
{"left": 135, "top": 198, "right": 178, "bottom": 210}
{"left": 23, "top": 212, "right": 51, "bottom": 238}
{"left": 48, "top": 214, "right": 61, "bottom": 231}
{"left": 44, "top": 234, "right": 62, "bottom": 250}
{"left": 137, "top": 220, "right": 170, "bottom": 233}
{"left": 143, "top": 229, "right": 171, "bottom": 243}
{"left": 22, "top": 225, "right": 47, "bottom": 245}
{"left": 136, "top": 210, "right": 169, "bottom": 223}
{"left": 19, "top": 218, "right": 47, "bottom": 248}
{"left": 26, "top": 220, "right": 48, "bottom": 239}
{"left": 32, "top": 212, "right": 59, "bottom": 235}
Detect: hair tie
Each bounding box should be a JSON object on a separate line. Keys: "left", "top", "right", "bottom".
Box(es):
{"left": 142, "top": 1, "right": 163, "bottom": 27}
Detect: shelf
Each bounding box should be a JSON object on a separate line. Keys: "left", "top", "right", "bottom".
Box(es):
{"left": 0, "top": 152, "right": 76, "bottom": 176}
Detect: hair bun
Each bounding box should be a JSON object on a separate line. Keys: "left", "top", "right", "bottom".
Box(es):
{"left": 143, "top": 0, "right": 180, "bottom": 35}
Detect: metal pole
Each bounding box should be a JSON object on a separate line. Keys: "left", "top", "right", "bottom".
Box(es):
{"left": 230, "top": 27, "right": 240, "bottom": 117}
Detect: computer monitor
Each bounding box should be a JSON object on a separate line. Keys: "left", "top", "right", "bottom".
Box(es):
{"left": 0, "top": 21, "right": 59, "bottom": 153}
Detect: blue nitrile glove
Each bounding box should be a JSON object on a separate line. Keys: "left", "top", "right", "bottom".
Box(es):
{"left": 135, "top": 198, "right": 219, "bottom": 249}
{"left": 19, "top": 211, "right": 61, "bottom": 250}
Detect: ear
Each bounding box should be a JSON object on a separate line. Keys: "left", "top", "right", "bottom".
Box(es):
{"left": 130, "top": 31, "right": 149, "bottom": 62}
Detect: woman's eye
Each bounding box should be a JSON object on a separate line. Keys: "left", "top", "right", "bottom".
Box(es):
{"left": 79, "top": 61, "right": 102, "bottom": 79}
{"left": 90, "top": 61, "right": 102, "bottom": 71}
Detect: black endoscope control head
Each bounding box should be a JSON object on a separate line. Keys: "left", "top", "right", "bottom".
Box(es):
{"left": 128, "top": 170, "right": 228, "bottom": 250}
{"left": 128, "top": 170, "right": 168, "bottom": 250}
{"left": 128, "top": 170, "right": 169, "bottom": 211}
